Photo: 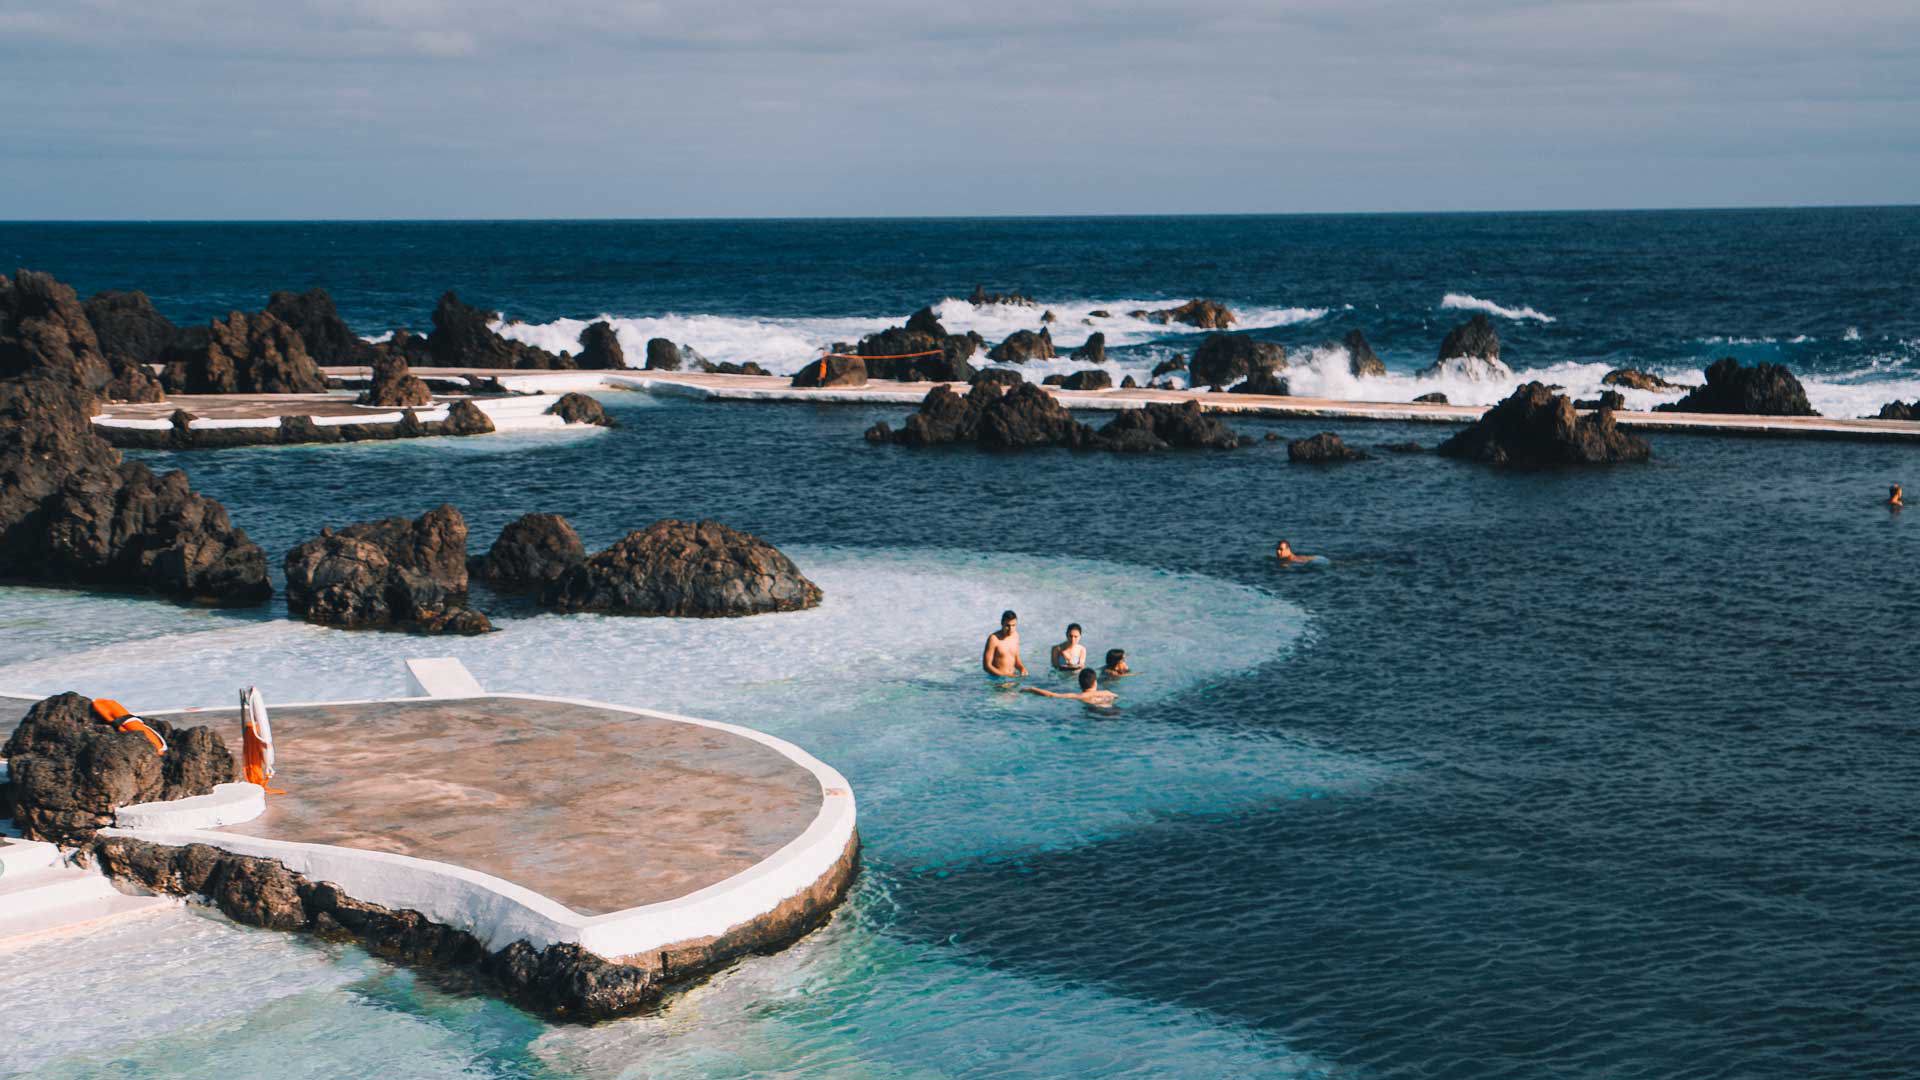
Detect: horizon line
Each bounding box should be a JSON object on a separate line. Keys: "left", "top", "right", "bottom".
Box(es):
{"left": 2, "top": 201, "right": 1917, "bottom": 226}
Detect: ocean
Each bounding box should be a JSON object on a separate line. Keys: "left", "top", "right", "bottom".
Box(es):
{"left": 1, "top": 209, "right": 1917, "bottom": 1078}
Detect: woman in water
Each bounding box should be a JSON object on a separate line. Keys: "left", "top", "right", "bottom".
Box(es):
{"left": 1051, "top": 623, "right": 1087, "bottom": 670}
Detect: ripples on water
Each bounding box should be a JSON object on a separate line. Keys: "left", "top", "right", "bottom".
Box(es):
{"left": 3, "top": 393, "right": 1917, "bottom": 1078}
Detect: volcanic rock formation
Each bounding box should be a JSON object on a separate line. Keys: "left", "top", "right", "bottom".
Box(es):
{"left": 1438, "top": 382, "right": 1651, "bottom": 466}
{"left": 284, "top": 505, "right": 492, "bottom": 634}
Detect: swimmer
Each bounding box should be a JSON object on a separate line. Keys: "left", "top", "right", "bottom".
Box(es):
{"left": 1051, "top": 623, "right": 1087, "bottom": 670}
{"left": 1890, "top": 484, "right": 1904, "bottom": 509}
{"left": 1275, "top": 539, "right": 1315, "bottom": 566}
{"left": 982, "top": 609, "right": 1028, "bottom": 677}
{"left": 1100, "top": 648, "right": 1132, "bottom": 679}
{"left": 1023, "top": 667, "right": 1117, "bottom": 706}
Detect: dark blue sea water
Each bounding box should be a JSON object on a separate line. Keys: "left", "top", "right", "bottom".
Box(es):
{"left": 2, "top": 211, "right": 1918, "bottom": 1079}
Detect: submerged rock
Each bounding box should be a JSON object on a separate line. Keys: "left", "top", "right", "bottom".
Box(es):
{"left": 3, "top": 691, "right": 235, "bottom": 844}
{"left": 1413, "top": 392, "right": 1450, "bottom": 404}
{"left": 284, "top": 505, "right": 491, "bottom": 634}
{"left": 1654, "top": 357, "right": 1816, "bottom": 416}
{"left": 987, "top": 328, "right": 1055, "bottom": 364}
{"left": 1439, "top": 382, "right": 1651, "bottom": 466}
{"left": 1136, "top": 299, "right": 1236, "bottom": 329}
{"left": 1191, "top": 334, "right": 1285, "bottom": 389}
{"left": 162, "top": 310, "right": 330, "bottom": 394}
{"left": 1344, "top": 329, "right": 1386, "bottom": 377}
{"left": 1289, "top": 432, "right": 1371, "bottom": 463}
{"left": 547, "top": 392, "right": 612, "bottom": 426}
{"left": 358, "top": 351, "right": 433, "bottom": 407}
{"left": 428, "top": 291, "right": 567, "bottom": 370}
{"left": 1093, "top": 400, "right": 1248, "bottom": 451}
{"left": 265, "top": 288, "right": 373, "bottom": 366}
{"left": 968, "top": 286, "right": 1036, "bottom": 306}
{"left": 1602, "top": 367, "right": 1681, "bottom": 392}
{"left": 542, "top": 519, "right": 822, "bottom": 617}
{"left": 0, "top": 376, "right": 271, "bottom": 605}
{"left": 574, "top": 321, "right": 626, "bottom": 370}
{"left": 474, "top": 512, "right": 586, "bottom": 594}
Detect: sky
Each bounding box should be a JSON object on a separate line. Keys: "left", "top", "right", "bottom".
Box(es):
{"left": 1, "top": 0, "right": 1916, "bottom": 219}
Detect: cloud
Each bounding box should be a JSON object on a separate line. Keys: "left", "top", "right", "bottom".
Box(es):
{"left": 0, "top": 0, "right": 1914, "bottom": 216}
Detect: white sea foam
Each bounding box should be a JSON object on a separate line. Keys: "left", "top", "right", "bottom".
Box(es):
{"left": 485, "top": 298, "right": 1330, "bottom": 376}
{"left": 1440, "top": 293, "right": 1556, "bottom": 323}
{"left": 1845, "top": 327, "right": 1863, "bottom": 342}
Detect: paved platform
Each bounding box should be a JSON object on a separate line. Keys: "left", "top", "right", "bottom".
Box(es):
{"left": 207, "top": 697, "right": 824, "bottom": 916}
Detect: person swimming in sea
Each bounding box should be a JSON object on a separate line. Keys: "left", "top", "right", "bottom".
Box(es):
{"left": 1100, "top": 648, "right": 1132, "bottom": 679}
{"left": 1890, "top": 484, "right": 1904, "bottom": 509}
{"left": 1051, "top": 623, "right": 1087, "bottom": 670}
{"left": 1023, "top": 667, "right": 1116, "bottom": 706}
{"left": 1275, "top": 539, "right": 1315, "bottom": 566}
{"left": 983, "top": 609, "right": 1028, "bottom": 677}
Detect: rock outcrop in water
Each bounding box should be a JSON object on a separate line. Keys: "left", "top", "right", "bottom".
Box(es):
{"left": 0, "top": 373, "right": 272, "bottom": 604}
{"left": 1191, "top": 334, "right": 1286, "bottom": 389}
{"left": 1653, "top": 357, "right": 1816, "bottom": 416}
{"left": 1873, "top": 400, "right": 1920, "bottom": 421}
{"left": 1344, "top": 329, "right": 1386, "bottom": 377}
{"left": 3, "top": 692, "right": 235, "bottom": 844}
{"left": 1413, "top": 391, "right": 1449, "bottom": 404}
{"left": 265, "top": 288, "right": 373, "bottom": 366}
{"left": 1070, "top": 332, "right": 1106, "bottom": 365}
{"left": 161, "top": 311, "right": 331, "bottom": 394}
{"left": 1289, "top": 432, "right": 1371, "bottom": 463}
{"left": 472, "top": 512, "right": 587, "bottom": 594}
{"left": 987, "top": 328, "right": 1055, "bottom": 364}
{"left": 4, "top": 270, "right": 116, "bottom": 390}
{"left": 575, "top": 321, "right": 626, "bottom": 370}
{"left": 843, "top": 323, "right": 976, "bottom": 382}
{"left": 969, "top": 286, "right": 1036, "bottom": 307}
{"left": 644, "top": 337, "right": 683, "bottom": 371}
{"left": 541, "top": 519, "right": 822, "bottom": 617}
{"left": 284, "top": 505, "right": 492, "bottom": 634}
{"left": 547, "top": 391, "right": 612, "bottom": 426}
{"left": 864, "top": 382, "right": 1247, "bottom": 451}
{"left": 1438, "top": 382, "right": 1651, "bottom": 466}
{"left": 428, "top": 292, "right": 569, "bottom": 370}
{"left": 358, "top": 351, "right": 433, "bottom": 407}
{"left": 1134, "top": 299, "right": 1235, "bottom": 328}
{"left": 1420, "top": 315, "right": 1512, "bottom": 382}
{"left": 1057, "top": 369, "right": 1112, "bottom": 391}
{"left": 1602, "top": 367, "right": 1681, "bottom": 392}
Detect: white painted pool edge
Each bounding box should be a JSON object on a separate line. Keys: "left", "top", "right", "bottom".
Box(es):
{"left": 96, "top": 691, "right": 855, "bottom": 960}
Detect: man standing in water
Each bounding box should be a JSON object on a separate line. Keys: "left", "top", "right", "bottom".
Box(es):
{"left": 983, "top": 610, "right": 1028, "bottom": 677}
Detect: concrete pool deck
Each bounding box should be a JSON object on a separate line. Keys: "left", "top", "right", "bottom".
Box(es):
{"left": 350, "top": 367, "right": 1920, "bottom": 443}
{"left": 2, "top": 665, "right": 856, "bottom": 1013}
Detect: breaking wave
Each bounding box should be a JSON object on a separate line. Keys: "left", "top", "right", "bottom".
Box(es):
{"left": 1440, "top": 293, "right": 1556, "bottom": 323}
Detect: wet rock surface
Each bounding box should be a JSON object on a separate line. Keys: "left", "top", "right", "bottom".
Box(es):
{"left": 1058, "top": 369, "right": 1113, "bottom": 392}
{"left": 867, "top": 382, "right": 1247, "bottom": 452}
{"left": 574, "top": 321, "right": 626, "bottom": 370}
{"left": 644, "top": 337, "right": 683, "bottom": 370}
{"left": 474, "top": 512, "right": 586, "bottom": 593}
{"left": 1602, "top": 367, "right": 1682, "bottom": 392}
{"left": 1135, "top": 299, "right": 1236, "bottom": 328}
{"left": 1654, "top": 357, "right": 1817, "bottom": 416}
{"left": 1413, "top": 391, "right": 1450, "bottom": 404}
{"left": 542, "top": 519, "right": 823, "bottom": 617}
{"left": 4, "top": 270, "right": 115, "bottom": 389}
{"left": 1344, "top": 329, "right": 1386, "bottom": 377}
{"left": 3, "top": 692, "right": 235, "bottom": 844}
{"left": 1439, "top": 382, "right": 1651, "bottom": 466}
{"left": 547, "top": 391, "right": 612, "bottom": 426}
{"left": 83, "top": 289, "right": 192, "bottom": 369}
{"left": 791, "top": 355, "right": 868, "bottom": 387}
{"left": 987, "top": 328, "right": 1056, "bottom": 364}
{"left": 1289, "top": 432, "right": 1372, "bottom": 463}
{"left": 1070, "top": 332, "right": 1106, "bottom": 364}
{"left": 162, "top": 310, "right": 330, "bottom": 394}
{"left": 1873, "top": 400, "right": 1919, "bottom": 421}
{"left": 1421, "top": 315, "right": 1512, "bottom": 382}
{"left": 284, "top": 504, "right": 492, "bottom": 634}
{"left": 1192, "top": 334, "right": 1286, "bottom": 389}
